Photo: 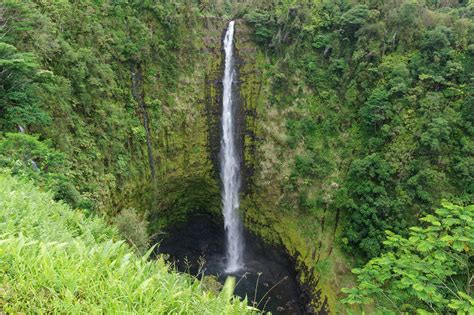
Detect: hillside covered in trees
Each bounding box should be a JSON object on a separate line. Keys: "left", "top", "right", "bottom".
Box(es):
{"left": 1, "top": 0, "right": 473, "bottom": 314}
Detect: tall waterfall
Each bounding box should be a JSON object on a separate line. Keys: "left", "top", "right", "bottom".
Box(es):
{"left": 220, "top": 20, "right": 244, "bottom": 273}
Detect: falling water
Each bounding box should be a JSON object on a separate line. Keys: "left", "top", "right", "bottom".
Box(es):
{"left": 220, "top": 20, "right": 244, "bottom": 273}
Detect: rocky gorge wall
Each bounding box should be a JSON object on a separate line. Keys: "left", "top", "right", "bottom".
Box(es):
{"left": 111, "top": 16, "right": 342, "bottom": 314}
{"left": 162, "top": 18, "right": 342, "bottom": 313}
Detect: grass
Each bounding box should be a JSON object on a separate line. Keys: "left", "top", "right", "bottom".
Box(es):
{"left": 0, "top": 171, "right": 256, "bottom": 314}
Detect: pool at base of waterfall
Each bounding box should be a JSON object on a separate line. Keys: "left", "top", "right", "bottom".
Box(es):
{"left": 153, "top": 214, "right": 308, "bottom": 315}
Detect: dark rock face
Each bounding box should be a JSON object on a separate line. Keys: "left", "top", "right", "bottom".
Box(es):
{"left": 204, "top": 55, "right": 222, "bottom": 179}
{"left": 234, "top": 19, "right": 260, "bottom": 195}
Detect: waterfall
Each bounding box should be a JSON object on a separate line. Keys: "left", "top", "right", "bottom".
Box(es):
{"left": 220, "top": 20, "right": 244, "bottom": 273}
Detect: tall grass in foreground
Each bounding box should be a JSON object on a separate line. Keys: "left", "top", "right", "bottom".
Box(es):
{"left": 0, "top": 172, "right": 256, "bottom": 314}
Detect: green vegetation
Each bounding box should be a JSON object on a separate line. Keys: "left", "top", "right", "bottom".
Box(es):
{"left": 243, "top": 0, "right": 473, "bottom": 259}
{"left": 238, "top": 0, "right": 473, "bottom": 311}
{"left": 0, "top": 42, "right": 51, "bottom": 129}
{"left": 111, "top": 208, "right": 149, "bottom": 254}
{"left": 342, "top": 202, "right": 474, "bottom": 314}
{"left": 0, "top": 172, "right": 253, "bottom": 313}
{"left": 0, "top": 132, "right": 83, "bottom": 208}
{"left": 0, "top": 0, "right": 215, "bottom": 214}
{"left": 1, "top": 0, "right": 473, "bottom": 313}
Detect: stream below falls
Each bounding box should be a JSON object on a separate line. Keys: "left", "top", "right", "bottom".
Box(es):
{"left": 154, "top": 214, "right": 308, "bottom": 314}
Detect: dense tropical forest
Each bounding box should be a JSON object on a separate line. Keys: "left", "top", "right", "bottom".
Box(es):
{"left": 1, "top": 0, "right": 473, "bottom": 314}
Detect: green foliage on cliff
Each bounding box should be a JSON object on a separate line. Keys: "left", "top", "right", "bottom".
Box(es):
{"left": 0, "top": 0, "right": 209, "bottom": 213}
{"left": 243, "top": 0, "right": 474, "bottom": 261}
{"left": 0, "top": 172, "right": 253, "bottom": 314}
{"left": 0, "top": 42, "right": 52, "bottom": 129}
{"left": 238, "top": 1, "right": 474, "bottom": 310}
{"left": 342, "top": 202, "right": 474, "bottom": 314}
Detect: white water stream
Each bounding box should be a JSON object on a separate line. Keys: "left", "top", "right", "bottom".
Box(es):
{"left": 220, "top": 20, "right": 244, "bottom": 273}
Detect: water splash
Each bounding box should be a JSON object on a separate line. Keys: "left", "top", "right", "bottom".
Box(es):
{"left": 220, "top": 20, "right": 244, "bottom": 273}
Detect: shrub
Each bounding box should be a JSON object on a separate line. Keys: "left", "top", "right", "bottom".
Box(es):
{"left": 343, "top": 202, "right": 474, "bottom": 314}
{"left": 112, "top": 208, "right": 149, "bottom": 254}
{"left": 0, "top": 132, "right": 84, "bottom": 208}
